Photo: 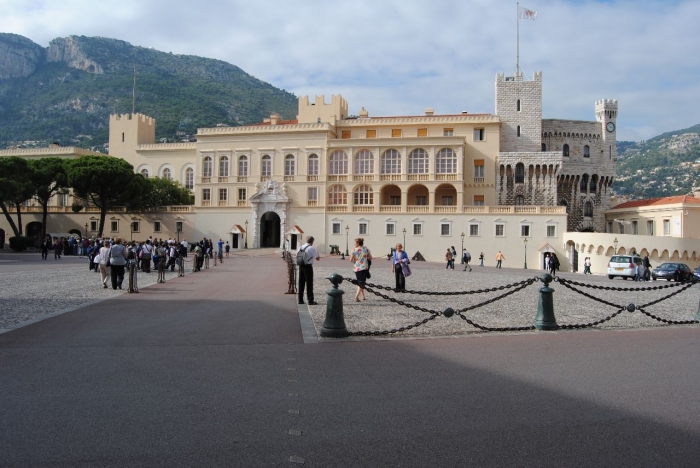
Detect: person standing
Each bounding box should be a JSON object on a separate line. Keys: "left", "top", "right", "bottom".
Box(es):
{"left": 462, "top": 249, "right": 472, "bottom": 272}
{"left": 53, "top": 238, "right": 61, "bottom": 260}
{"left": 298, "top": 236, "right": 320, "bottom": 305}
{"left": 445, "top": 248, "right": 454, "bottom": 270}
{"left": 109, "top": 238, "right": 128, "bottom": 290}
{"left": 41, "top": 237, "right": 50, "bottom": 260}
{"left": 643, "top": 255, "right": 652, "bottom": 281}
{"left": 496, "top": 251, "right": 505, "bottom": 269}
{"left": 479, "top": 252, "right": 484, "bottom": 267}
{"left": 98, "top": 240, "right": 111, "bottom": 289}
{"left": 141, "top": 239, "right": 153, "bottom": 272}
{"left": 583, "top": 257, "right": 592, "bottom": 274}
{"left": 392, "top": 243, "right": 409, "bottom": 292}
{"left": 217, "top": 238, "right": 224, "bottom": 261}
{"left": 225, "top": 241, "right": 230, "bottom": 257}
{"left": 549, "top": 253, "right": 560, "bottom": 277}
{"left": 350, "top": 238, "right": 372, "bottom": 302}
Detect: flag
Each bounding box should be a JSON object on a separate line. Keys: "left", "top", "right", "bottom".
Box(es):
{"left": 518, "top": 6, "right": 537, "bottom": 20}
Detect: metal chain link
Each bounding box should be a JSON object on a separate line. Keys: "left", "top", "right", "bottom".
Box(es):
{"left": 556, "top": 276, "right": 692, "bottom": 292}
{"left": 638, "top": 282, "right": 696, "bottom": 309}
{"left": 636, "top": 307, "right": 700, "bottom": 325}
{"left": 347, "top": 314, "right": 441, "bottom": 336}
{"left": 455, "top": 278, "right": 538, "bottom": 332}
{"left": 344, "top": 276, "right": 537, "bottom": 297}
{"left": 559, "top": 308, "right": 626, "bottom": 329}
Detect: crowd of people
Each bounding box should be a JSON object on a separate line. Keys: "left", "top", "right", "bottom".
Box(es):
{"left": 41, "top": 235, "right": 231, "bottom": 290}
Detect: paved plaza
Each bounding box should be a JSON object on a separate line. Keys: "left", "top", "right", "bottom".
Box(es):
{"left": 1, "top": 250, "right": 700, "bottom": 467}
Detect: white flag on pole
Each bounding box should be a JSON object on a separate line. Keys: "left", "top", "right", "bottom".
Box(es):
{"left": 518, "top": 6, "right": 538, "bottom": 20}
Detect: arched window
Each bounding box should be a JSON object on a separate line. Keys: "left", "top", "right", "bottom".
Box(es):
{"left": 541, "top": 143, "right": 547, "bottom": 152}
{"left": 261, "top": 155, "right": 272, "bottom": 176}
{"left": 583, "top": 145, "right": 590, "bottom": 158}
{"left": 436, "top": 148, "right": 456, "bottom": 173}
{"left": 140, "top": 168, "right": 149, "bottom": 178}
{"left": 515, "top": 163, "right": 525, "bottom": 183}
{"left": 354, "top": 184, "right": 374, "bottom": 205}
{"left": 202, "top": 156, "right": 212, "bottom": 177}
{"left": 284, "top": 154, "right": 295, "bottom": 176}
{"left": 590, "top": 174, "right": 598, "bottom": 192}
{"left": 238, "top": 156, "right": 248, "bottom": 176}
{"left": 185, "top": 168, "right": 194, "bottom": 189}
{"left": 308, "top": 154, "right": 319, "bottom": 176}
{"left": 329, "top": 150, "right": 348, "bottom": 175}
{"left": 584, "top": 201, "right": 593, "bottom": 217}
{"left": 327, "top": 185, "right": 347, "bottom": 205}
{"left": 381, "top": 149, "right": 401, "bottom": 174}
{"left": 515, "top": 195, "right": 525, "bottom": 205}
{"left": 354, "top": 150, "right": 374, "bottom": 174}
{"left": 563, "top": 144, "right": 570, "bottom": 157}
{"left": 580, "top": 174, "right": 589, "bottom": 191}
{"left": 408, "top": 149, "right": 428, "bottom": 174}
{"left": 162, "top": 168, "right": 172, "bottom": 180}
{"left": 219, "top": 156, "right": 229, "bottom": 177}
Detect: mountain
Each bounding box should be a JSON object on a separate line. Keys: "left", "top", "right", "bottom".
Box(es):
{"left": 0, "top": 33, "right": 298, "bottom": 149}
{"left": 614, "top": 124, "right": 700, "bottom": 199}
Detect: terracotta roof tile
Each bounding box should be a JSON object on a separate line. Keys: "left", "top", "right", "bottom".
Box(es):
{"left": 612, "top": 195, "right": 700, "bottom": 209}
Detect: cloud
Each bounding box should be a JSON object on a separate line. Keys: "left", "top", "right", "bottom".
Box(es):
{"left": 0, "top": 0, "right": 698, "bottom": 140}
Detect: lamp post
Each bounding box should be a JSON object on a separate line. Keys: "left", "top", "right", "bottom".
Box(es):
{"left": 460, "top": 232, "right": 465, "bottom": 256}
{"left": 613, "top": 237, "right": 618, "bottom": 255}
{"left": 130, "top": 221, "right": 134, "bottom": 242}
{"left": 176, "top": 221, "right": 182, "bottom": 244}
{"left": 84, "top": 222, "right": 88, "bottom": 239}
{"left": 345, "top": 224, "right": 350, "bottom": 256}
{"left": 244, "top": 220, "right": 248, "bottom": 249}
{"left": 403, "top": 228, "right": 406, "bottom": 251}
{"left": 282, "top": 220, "right": 286, "bottom": 258}
{"left": 523, "top": 238, "right": 528, "bottom": 270}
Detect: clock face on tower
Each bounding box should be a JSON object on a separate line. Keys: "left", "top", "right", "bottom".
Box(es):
{"left": 606, "top": 122, "right": 616, "bottom": 133}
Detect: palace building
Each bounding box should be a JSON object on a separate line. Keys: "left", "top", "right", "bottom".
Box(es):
{"left": 1, "top": 71, "right": 624, "bottom": 269}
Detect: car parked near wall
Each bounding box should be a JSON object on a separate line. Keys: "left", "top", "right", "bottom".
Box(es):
{"left": 651, "top": 263, "right": 692, "bottom": 282}
{"left": 607, "top": 255, "right": 643, "bottom": 280}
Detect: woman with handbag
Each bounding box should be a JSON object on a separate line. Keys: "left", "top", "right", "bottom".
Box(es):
{"left": 349, "top": 238, "right": 372, "bottom": 302}
{"left": 391, "top": 243, "right": 410, "bottom": 292}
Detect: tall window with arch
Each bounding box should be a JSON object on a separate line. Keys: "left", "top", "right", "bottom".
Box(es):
{"left": 308, "top": 154, "right": 319, "bottom": 176}
{"left": 202, "top": 156, "right": 212, "bottom": 177}
{"left": 408, "top": 149, "right": 428, "bottom": 174}
{"left": 261, "top": 155, "right": 272, "bottom": 176}
{"left": 541, "top": 143, "right": 547, "bottom": 152}
{"left": 162, "top": 168, "right": 172, "bottom": 180}
{"left": 590, "top": 174, "right": 598, "bottom": 192}
{"left": 327, "top": 185, "right": 347, "bottom": 205}
{"left": 584, "top": 201, "right": 593, "bottom": 217}
{"left": 435, "top": 148, "right": 456, "bottom": 173}
{"left": 515, "top": 163, "right": 525, "bottom": 183}
{"left": 140, "top": 168, "right": 150, "bottom": 178}
{"left": 238, "top": 156, "right": 248, "bottom": 176}
{"left": 354, "top": 184, "right": 374, "bottom": 205}
{"left": 563, "top": 144, "right": 570, "bottom": 157}
{"left": 354, "top": 150, "right": 374, "bottom": 174}
{"left": 381, "top": 149, "right": 401, "bottom": 174}
{"left": 185, "top": 168, "right": 194, "bottom": 189}
{"left": 219, "top": 156, "right": 229, "bottom": 177}
{"left": 329, "top": 150, "right": 348, "bottom": 175}
{"left": 580, "top": 174, "right": 589, "bottom": 192}
{"left": 517, "top": 99, "right": 521, "bottom": 111}
{"left": 284, "top": 154, "right": 295, "bottom": 176}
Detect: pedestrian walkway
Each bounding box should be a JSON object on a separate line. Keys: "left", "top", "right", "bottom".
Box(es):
{"left": 1, "top": 254, "right": 699, "bottom": 467}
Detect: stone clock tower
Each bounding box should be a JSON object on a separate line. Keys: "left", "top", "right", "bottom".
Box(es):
{"left": 596, "top": 99, "right": 619, "bottom": 162}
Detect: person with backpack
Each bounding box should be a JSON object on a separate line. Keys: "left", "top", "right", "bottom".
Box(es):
{"left": 462, "top": 249, "right": 472, "bottom": 272}
{"left": 297, "top": 236, "right": 320, "bottom": 305}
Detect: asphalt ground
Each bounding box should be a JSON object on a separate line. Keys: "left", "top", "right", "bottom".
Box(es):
{"left": 1, "top": 251, "right": 700, "bottom": 467}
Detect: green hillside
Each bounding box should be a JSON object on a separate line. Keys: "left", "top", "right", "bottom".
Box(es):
{"left": 0, "top": 34, "right": 298, "bottom": 149}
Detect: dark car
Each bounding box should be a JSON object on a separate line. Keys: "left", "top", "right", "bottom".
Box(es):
{"left": 694, "top": 267, "right": 700, "bottom": 280}
{"left": 651, "top": 263, "right": 692, "bottom": 282}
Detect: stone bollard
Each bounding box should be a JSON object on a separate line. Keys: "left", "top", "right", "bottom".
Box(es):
{"left": 534, "top": 273, "right": 559, "bottom": 330}
{"left": 321, "top": 273, "right": 349, "bottom": 337}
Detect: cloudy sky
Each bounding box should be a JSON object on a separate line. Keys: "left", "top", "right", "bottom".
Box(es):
{"left": 1, "top": 0, "right": 698, "bottom": 141}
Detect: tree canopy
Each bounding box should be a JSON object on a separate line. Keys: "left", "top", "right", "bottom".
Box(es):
{"left": 0, "top": 157, "right": 34, "bottom": 237}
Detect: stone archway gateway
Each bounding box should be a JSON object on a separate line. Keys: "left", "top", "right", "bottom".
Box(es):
{"left": 248, "top": 180, "right": 291, "bottom": 249}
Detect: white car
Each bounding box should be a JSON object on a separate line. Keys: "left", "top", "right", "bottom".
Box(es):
{"left": 607, "top": 255, "right": 643, "bottom": 280}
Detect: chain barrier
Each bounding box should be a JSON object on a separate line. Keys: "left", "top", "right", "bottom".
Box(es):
{"left": 336, "top": 275, "right": 699, "bottom": 336}
{"left": 343, "top": 276, "right": 539, "bottom": 335}
{"left": 555, "top": 277, "right": 699, "bottom": 328}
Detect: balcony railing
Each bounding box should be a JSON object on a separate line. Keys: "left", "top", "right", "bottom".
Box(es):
{"left": 473, "top": 177, "right": 485, "bottom": 184}
{"left": 380, "top": 174, "right": 402, "bottom": 181}
{"left": 307, "top": 200, "right": 318, "bottom": 207}
{"left": 201, "top": 177, "right": 211, "bottom": 183}
{"left": 352, "top": 205, "right": 375, "bottom": 213}
{"left": 327, "top": 206, "right": 348, "bottom": 212}
{"left": 218, "top": 200, "right": 228, "bottom": 207}
{"left": 435, "top": 206, "right": 457, "bottom": 213}
{"left": 407, "top": 205, "right": 429, "bottom": 213}
{"left": 327, "top": 175, "right": 348, "bottom": 182}
{"left": 435, "top": 174, "right": 457, "bottom": 181}
{"left": 307, "top": 175, "right": 319, "bottom": 182}
{"left": 380, "top": 205, "right": 401, "bottom": 212}
{"left": 353, "top": 174, "right": 375, "bottom": 182}
{"left": 218, "top": 177, "right": 228, "bottom": 183}
{"left": 284, "top": 175, "right": 295, "bottom": 182}
{"left": 260, "top": 176, "right": 271, "bottom": 182}
{"left": 237, "top": 176, "right": 248, "bottom": 183}
{"left": 202, "top": 200, "right": 211, "bottom": 207}
{"left": 237, "top": 200, "right": 247, "bottom": 207}
{"left": 407, "top": 174, "right": 429, "bottom": 181}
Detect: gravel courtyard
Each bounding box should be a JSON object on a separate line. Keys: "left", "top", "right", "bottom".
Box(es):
{"left": 309, "top": 257, "right": 700, "bottom": 338}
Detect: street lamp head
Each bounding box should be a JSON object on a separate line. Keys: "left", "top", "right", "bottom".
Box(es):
{"left": 461, "top": 232, "right": 465, "bottom": 240}
{"left": 403, "top": 228, "right": 406, "bottom": 234}
{"left": 346, "top": 225, "right": 350, "bottom": 232}
{"left": 524, "top": 238, "right": 528, "bottom": 244}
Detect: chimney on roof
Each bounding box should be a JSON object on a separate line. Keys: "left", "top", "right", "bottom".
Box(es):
{"left": 425, "top": 108, "right": 434, "bottom": 116}
{"left": 270, "top": 113, "right": 279, "bottom": 125}
{"left": 359, "top": 107, "right": 369, "bottom": 118}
